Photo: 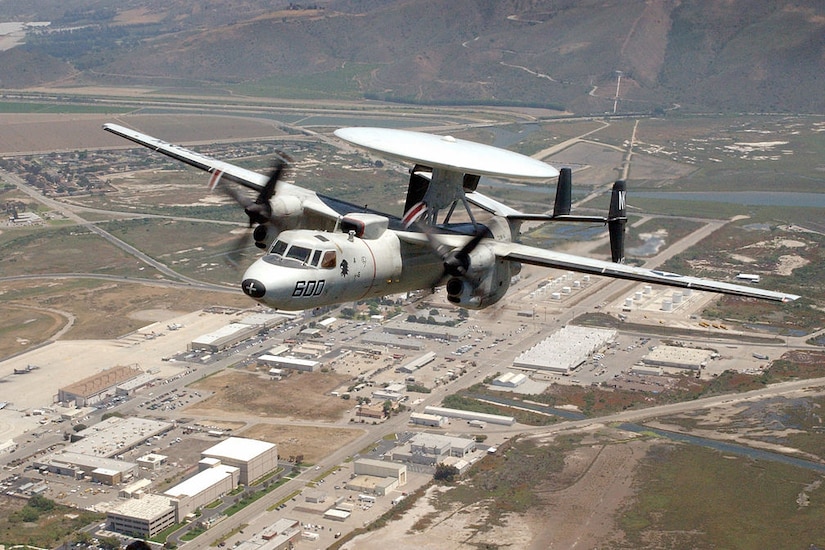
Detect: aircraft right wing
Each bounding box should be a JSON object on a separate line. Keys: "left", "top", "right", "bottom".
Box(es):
{"left": 103, "top": 123, "right": 269, "bottom": 190}
{"left": 103, "top": 123, "right": 342, "bottom": 222}
{"left": 490, "top": 240, "right": 800, "bottom": 303}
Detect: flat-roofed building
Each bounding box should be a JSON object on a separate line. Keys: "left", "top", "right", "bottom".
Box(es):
{"left": 353, "top": 458, "right": 407, "bottom": 487}
{"left": 201, "top": 437, "right": 278, "bottom": 485}
{"left": 58, "top": 365, "right": 143, "bottom": 407}
{"left": 119, "top": 478, "right": 152, "bottom": 498}
{"left": 70, "top": 417, "right": 173, "bottom": 457}
{"left": 137, "top": 453, "right": 167, "bottom": 471}
{"left": 345, "top": 474, "right": 399, "bottom": 497}
{"left": 424, "top": 406, "right": 515, "bottom": 426}
{"left": 165, "top": 464, "right": 239, "bottom": 519}
{"left": 409, "top": 412, "right": 446, "bottom": 427}
{"left": 34, "top": 451, "right": 137, "bottom": 484}
{"left": 383, "top": 320, "right": 468, "bottom": 341}
{"left": 190, "top": 323, "right": 259, "bottom": 352}
{"left": 514, "top": 326, "right": 616, "bottom": 374}
{"left": 107, "top": 493, "right": 176, "bottom": 538}
{"left": 258, "top": 355, "right": 319, "bottom": 372}
{"left": 642, "top": 346, "right": 713, "bottom": 370}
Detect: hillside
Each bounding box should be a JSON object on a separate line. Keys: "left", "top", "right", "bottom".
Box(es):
{"left": 0, "top": 0, "right": 823, "bottom": 114}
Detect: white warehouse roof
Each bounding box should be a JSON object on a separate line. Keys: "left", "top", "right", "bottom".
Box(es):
{"left": 165, "top": 464, "right": 238, "bottom": 498}
{"left": 203, "top": 437, "right": 276, "bottom": 463}
{"left": 514, "top": 326, "right": 616, "bottom": 373}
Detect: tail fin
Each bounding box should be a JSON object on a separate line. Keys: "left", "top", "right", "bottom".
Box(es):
{"left": 404, "top": 164, "right": 432, "bottom": 215}
{"left": 553, "top": 167, "right": 572, "bottom": 217}
{"left": 608, "top": 180, "right": 627, "bottom": 263}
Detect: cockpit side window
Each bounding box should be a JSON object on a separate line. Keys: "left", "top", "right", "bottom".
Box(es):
{"left": 285, "top": 245, "right": 311, "bottom": 264}
{"left": 321, "top": 250, "right": 337, "bottom": 269}
{"left": 270, "top": 240, "right": 288, "bottom": 257}
{"left": 310, "top": 250, "right": 322, "bottom": 267}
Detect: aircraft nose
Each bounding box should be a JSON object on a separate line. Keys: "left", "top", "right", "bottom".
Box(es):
{"left": 241, "top": 278, "right": 266, "bottom": 298}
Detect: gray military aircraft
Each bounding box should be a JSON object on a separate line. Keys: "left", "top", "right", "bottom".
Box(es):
{"left": 103, "top": 123, "right": 799, "bottom": 310}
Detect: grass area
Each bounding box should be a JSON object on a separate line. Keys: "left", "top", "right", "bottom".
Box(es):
{"left": 0, "top": 496, "right": 103, "bottom": 547}
{"left": 235, "top": 63, "right": 381, "bottom": 100}
{"left": 420, "top": 435, "right": 577, "bottom": 530}
{"left": 620, "top": 443, "right": 825, "bottom": 548}
{"left": 442, "top": 391, "right": 557, "bottom": 426}
{"left": 0, "top": 101, "right": 128, "bottom": 114}
{"left": 0, "top": 225, "right": 155, "bottom": 279}
{"left": 0, "top": 278, "right": 248, "bottom": 352}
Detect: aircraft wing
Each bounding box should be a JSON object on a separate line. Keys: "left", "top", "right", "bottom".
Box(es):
{"left": 104, "top": 123, "right": 273, "bottom": 191}
{"left": 103, "top": 123, "right": 341, "bottom": 220}
{"left": 397, "top": 231, "right": 799, "bottom": 303}
{"left": 491, "top": 240, "right": 799, "bottom": 303}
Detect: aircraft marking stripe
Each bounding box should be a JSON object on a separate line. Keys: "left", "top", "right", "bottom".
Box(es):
{"left": 208, "top": 169, "right": 223, "bottom": 192}
{"left": 402, "top": 201, "right": 427, "bottom": 228}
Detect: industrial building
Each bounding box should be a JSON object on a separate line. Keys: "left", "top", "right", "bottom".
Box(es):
{"left": 492, "top": 372, "right": 527, "bottom": 388}
{"left": 409, "top": 412, "right": 447, "bottom": 427}
{"left": 233, "top": 518, "right": 302, "bottom": 550}
{"left": 392, "top": 433, "right": 475, "bottom": 466}
{"left": 383, "top": 320, "right": 469, "bottom": 341}
{"left": 34, "top": 417, "right": 172, "bottom": 483}
{"left": 106, "top": 493, "right": 176, "bottom": 539}
{"left": 58, "top": 364, "right": 144, "bottom": 406}
{"left": 68, "top": 417, "right": 174, "bottom": 457}
{"left": 165, "top": 463, "right": 240, "bottom": 519}
{"left": 347, "top": 458, "right": 407, "bottom": 496}
{"left": 201, "top": 436, "right": 279, "bottom": 485}
{"left": 361, "top": 332, "right": 426, "bottom": 350}
{"left": 642, "top": 346, "right": 713, "bottom": 370}
{"left": 397, "top": 351, "right": 436, "bottom": 374}
{"left": 424, "top": 405, "right": 515, "bottom": 426}
{"left": 258, "top": 354, "right": 319, "bottom": 372}
{"left": 190, "top": 322, "right": 260, "bottom": 352}
{"left": 513, "top": 326, "right": 616, "bottom": 374}
{"left": 238, "top": 312, "right": 290, "bottom": 329}
{"left": 34, "top": 451, "right": 138, "bottom": 484}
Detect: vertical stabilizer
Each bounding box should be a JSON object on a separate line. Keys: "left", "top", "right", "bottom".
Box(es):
{"left": 404, "top": 164, "right": 432, "bottom": 215}
{"left": 608, "top": 180, "right": 627, "bottom": 263}
{"left": 553, "top": 167, "right": 572, "bottom": 217}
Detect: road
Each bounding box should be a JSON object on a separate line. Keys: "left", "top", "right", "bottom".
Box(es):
{"left": 2, "top": 168, "right": 236, "bottom": 289}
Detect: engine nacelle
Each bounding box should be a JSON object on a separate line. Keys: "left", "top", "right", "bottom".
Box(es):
{"left": 445, "top": 244, "right": 512, "bottom": 309}
{"left": 271, "top": 195, "right": 303, "bottom": 228}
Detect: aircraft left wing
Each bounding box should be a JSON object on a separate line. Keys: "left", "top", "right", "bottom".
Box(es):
{"left": 491, "top": 240, "right": 799, "bottom": 303}
{"left": 397, "top": 231, "right": 799, "bottom": 303}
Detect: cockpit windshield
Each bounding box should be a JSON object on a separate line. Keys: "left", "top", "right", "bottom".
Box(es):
{"left": 268, "top": 238, "right": 336, "bottom": 269}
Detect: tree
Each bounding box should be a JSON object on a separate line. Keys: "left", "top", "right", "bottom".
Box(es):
{"left": 29, "top": 494, "right": 55, "bottom": 512}
{"left": 434, "top": 463, "right": 459, "bottom": 483}
{"left": 72, "top": 423, "right": 87, "bottom": 432}
{"left": 99, "top": 536, "right": 121, "bottom": 550}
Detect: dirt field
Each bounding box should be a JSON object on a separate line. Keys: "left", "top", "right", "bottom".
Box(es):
{"left": 0, "top": 278, "right": 249, "bottom": 359}
{"left": 187, "top": 368, "right": 352, "bottom": 421}
{"left": 240, "top": 423, "right": 365, "bottom": 465}
{"left": 0, "top": 113, "right": 286, "bottom": 155}
{"left": 344, "top": 426, "right": 651, "bottom": 549}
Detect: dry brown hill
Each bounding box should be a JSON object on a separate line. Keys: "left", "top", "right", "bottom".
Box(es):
{"left": 1, "top": 0, "right": 823, "bottom": 114}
